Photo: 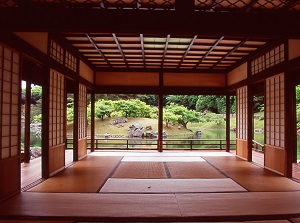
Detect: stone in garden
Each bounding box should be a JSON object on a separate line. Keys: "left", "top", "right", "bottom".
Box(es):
{"left": 146, "top": 125, "right": 152, "bottom": 130}
{"left": 117, "top": 117, "right": 128, "bottom": 123}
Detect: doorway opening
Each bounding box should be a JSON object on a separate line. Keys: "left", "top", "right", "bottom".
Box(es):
{"left": 21, "top": 81, "right": 43, "bottom": 189}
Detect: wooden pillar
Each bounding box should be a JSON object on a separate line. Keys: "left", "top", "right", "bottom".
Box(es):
{"left": 90, "top": 92, "right": 95, "bottom": 152}
{"left": 41, "top": 68, "right": 50, "bottom": 178}
{"left": 73, "top": 82, "right": 79, "bottom": 161}
{"left": 158, "top": 71, "right": 163, "bottom": 152}
{"left": 225, "top": 94, "right": 231, "bottom": 152}
{"left": 24, "top": 81, "right": 31, "bottom": 163}
{"left": 285, "top": 73, "right": 296, "bottom": 177}
{"left": 247, "top": 85, "right": 253, "bottom": 162}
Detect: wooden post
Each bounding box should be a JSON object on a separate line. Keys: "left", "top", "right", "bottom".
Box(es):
{"left": 285, "top": 73, "right": 296, "bottom": 177}
{"left": 73, "top": 82, "right": 79, "bottom": 161}
{"left": 225, "top": 94, "right": 231, "bottom": 152}
{"left": 158, "top": 93, "right": 163, "bottom": 152}
{"left": 42, "top": 68, "right": 50, "bottom": 178}
{"left": 90, "top": 93, "right": 95, "bottom": 152}
{"left": 24, "top": 81, "right": 31, "bottom": 163}
{"left": 158, "top": 71, "right": 163, "bottom": 152}
{"left": 247, "top": 85, "right": 253, "bottom": 162}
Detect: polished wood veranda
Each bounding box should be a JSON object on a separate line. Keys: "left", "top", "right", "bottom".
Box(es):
{"left": 5, "top": 150, "right": 300, "bottom": 222}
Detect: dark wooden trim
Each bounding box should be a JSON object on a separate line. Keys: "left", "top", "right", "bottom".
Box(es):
{"left": 90, "top": 93, "right": 95, "bottom": 152}
{"left": 73, "top": 82, "right": 79, "bottom": 162}
{"left": 41, "top": 68, "right": 50, "bottom": 178}
{"left": 93, "top": 85, "right": 227, "bottom": 95}
{"left": 24, "top": 81, "right": 31, "bottom": 163}
{"left": 247, "top": 85, "right": 253, "bottom": 162}
{"left": 158, "top": 72, "right": 164, "bottom": 152}
{"left": 2, "top": 9, "right": 300, "bottom": 38}
{"left": 178, "top": 35, "right": 197, "bottom": 68}
{"left": 95, "top": 67, "right": 226, "bottom": 74}
{"left": 284, "top": 73, "right": 296, "bottom": 177}
{"left": 78, "top": 76, "right": 94, "bottom": 90}
{"left": 0, "top": 32, "right": 48, "bottom": 65}
{"left": 161, "top": 35, "right": 170, "bottom": 68}
{"left": 225, "top": 94, "right": 230, "bottom": 152}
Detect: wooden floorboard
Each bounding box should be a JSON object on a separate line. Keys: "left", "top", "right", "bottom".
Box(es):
{"left": 3, "top": 150, "right": 300, "bottom": 222}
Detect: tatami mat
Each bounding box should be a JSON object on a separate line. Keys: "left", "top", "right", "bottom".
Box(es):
{"left": 100, "top": 178, "right": 247, "bottom": 193}
{"left": 167, "top": 162, "right": 226, "bottom": 178}
{"left": 203, "top": 156, "right": 300, "bottom": 192}
{"left": 28, "top": 156, "right": 122, "bottom": 193}
{"left": 121, "top": 156, "right": 205, "bottom": 162}
{"left": 112, "top": 162, "right": 167, "bottom": 178}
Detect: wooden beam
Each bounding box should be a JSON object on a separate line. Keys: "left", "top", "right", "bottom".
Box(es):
{"left": 225, "top": 94, "right": 231, "bottom": 152}
{"left": 85, "top": 33, "right": 110, "bottom": 66}
{"left": 112, "top": 33, "right": 128, "bottom": 67}
{"left": 140, "top": 34, "right": 145, "bottom": 68}
{"left": 195, "top": 36, "right": 224, "bottom": 68}
{"left": 161, "top": 35, "right": 170, "bottom": 68}
{"left": 178, "top": 35, "right": 197, "bottom": 68}
{"left": 244, "top": 0, "right": 259, "bottom": 13}
{"left": 24, "top": 81, "right": 31, "bottom": 163}
{"left": 90, "top": 93, "right": 95, "bottom": 152}
{"left": 1, "top": 8, "right": 300, "bottom": 38}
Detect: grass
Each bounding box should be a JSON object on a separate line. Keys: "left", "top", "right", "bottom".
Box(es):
{"left": 67, "top": 114, "right": 265, "bottom": 136}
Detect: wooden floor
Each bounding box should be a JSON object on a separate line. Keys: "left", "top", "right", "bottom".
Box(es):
{"left": 21, "top": 150, "right": 73, "bottom": 190}
{"left": 3, "top": 150, "right": 300, "bottom": 222}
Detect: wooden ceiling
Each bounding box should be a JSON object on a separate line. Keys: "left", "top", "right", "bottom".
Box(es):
{"left": 1, "top": 0, "right": 300, "bottom": 72}
{"left": 63, "top": 33, "right": 269, "bottom": 72}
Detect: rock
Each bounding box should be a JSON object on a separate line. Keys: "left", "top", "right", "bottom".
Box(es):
{"left": 117, "top": 117, "right": 128, "bottom": 123}
{"left": 195, "top": 130, "right": 202, "bottom": 136}
{"left": 146, "top": 125, "right": 152, "bottom": 130}
{"left": 178, "top": 126, "right": 181, "bottom": 130}
{"left": 104, "top": 133, "right": 111, "bottom": 138}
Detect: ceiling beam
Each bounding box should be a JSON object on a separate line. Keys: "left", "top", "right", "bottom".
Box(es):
{"left": 178, "top": 35, "right": 197, "bottom": 68}
{"left": 212, "top": 38, "right": 248, "bottom": 69}
{"left": 244, "top": 0, "right": 259, "bottom": 13}
{"left": 112, "top": 33, "right": 128, "bottom": 67}
{"left": 281, "top": 0, "right": 299, "bottom": 11}
{"left": 1, "top": 8, "right": 300, "bottom": 38}
{"left": 85, "top": 33, "right": 110, "bottom": 66}
{"left": 140, "top": 34, "right": 145, "bottom": 68}
{"left": 194, "top": 36, "right": 224, "bottom": 68}
{"left": 161, "top": 34, "right": 170, "bottom": 68}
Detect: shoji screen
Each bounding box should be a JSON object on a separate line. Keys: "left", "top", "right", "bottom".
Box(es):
{"left": 265, "top": 73, "right": 285, "bottom": 174}
{"left": 236, "top": 86, "right": 248, "bottom": 159}
{"left": 49, "top": 69, "right": 65, "bottom": 175}
{"left": 78, "top": 83, "right": 87, "bottom": 158}
{"left": 0, "top": 44, "right": 21, "bottom": 200}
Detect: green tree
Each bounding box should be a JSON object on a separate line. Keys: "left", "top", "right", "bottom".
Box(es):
{"left": 95, "top": 99, "right": 114, "bottom": 121}
{"left": 166, "top": 95, "right": 198, "bottom": 110}
{"left": 163, "top": 108, "right": 181, "bottom": 127}
{"left": 166, "top": 103, "right": 202, "bottom": 129}
{"left": 196, "top": 95, "right": 226, "bottom": 114}
{"left": 204, "top": 112, "right": 224, "bottom": 125}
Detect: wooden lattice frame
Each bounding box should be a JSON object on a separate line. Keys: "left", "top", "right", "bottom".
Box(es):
{"left": 0, "top": 44, "right": 20, "bottom": 159}
{"left": 78, "top": 83, "right": 87, "bottom": 139}
{"left": 251, "top": 44, "right": 285, "bottom": 75}
{"left": 265, "top": 73, "right": 285, "bottom": 147}
{"left": 49, "top": 70, "right": 65, "bottom": 147}
{"left": 237, "top": 86, "right": 248, "bottom": 140}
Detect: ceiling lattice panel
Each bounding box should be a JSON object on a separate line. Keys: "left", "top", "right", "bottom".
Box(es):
{"left": 63, "top": 33, "right": 268, "bottom": 71}
{"left": 1, "top": 0, "right": 299, "bottom": 11}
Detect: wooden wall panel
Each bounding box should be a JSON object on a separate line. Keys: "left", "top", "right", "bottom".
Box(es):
{"left": 236, "top": 86, "right": 248, "bottom": 160}
{"left": 78, "top": 138, "right": 87, "bottom": 160}
{"left": 0, "top": 44, "right": 20, "bottom": 201}
{"left": 264, "top": 145, "right": 285, "bottom": 175}
{"left": 14, "top": 32, "right": 48, "bottom": 55}
{"left": 0, "top": 157, "right": 20, "bottom": 201}
{"left": 95, "top": 72, "right": 159, "bottom": 86}
{"left": 264, "top": 73, "right": 286, "bottom": 174}
{"left": 49, "top": 144, "right": 65, "bottom": 175}
{"left": 164, "top": 73, "right": 226, "bottom": 87}
{"left": 80, "top": 60, "right": 94, "bottom": 84}
{"left": 236, "top": 139, "right": 248, "bottom": 160}
{"left": 48, "top": 70, "right": 65, "bottom": 174}
{"left": 288, "top": 39, "right": 300, "bottom": 61}
{"left": 227, "top": 63, "right": 247, "bottom": 86}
